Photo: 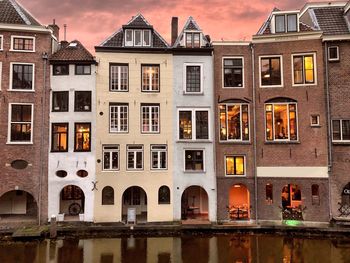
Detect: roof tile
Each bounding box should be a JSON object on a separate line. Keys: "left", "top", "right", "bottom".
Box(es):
{"left": 313, "top": 7, "right": 350, "bottom": 35}
{"left": 0, "top": 0, "right": 41, "bottom": 26}
{"left": 50, "top": 40, "right": 95, "bottom": 63}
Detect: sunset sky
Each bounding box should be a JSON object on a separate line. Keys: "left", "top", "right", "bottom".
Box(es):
{"left": 21, "top": 0, "right": 332, "bottom": 51}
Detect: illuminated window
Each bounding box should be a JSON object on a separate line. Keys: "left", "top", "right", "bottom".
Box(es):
{"left": 127, "top": 145, "right": 143, "bottom": 170}
{"left": 51, "top": 123, "right": 68, "bottom": 152}
{"left": 223, "top": 58, "right": 243, "bottom": 88}
{"left": 260, "top": 56, "right": 282, "bottom": 87}
{"left": 142, "top": 65, "right": 159, "bottom": 92}
{"left": 265, "top": 102, "right": 298, "bottom": 141}
{"left": 74, "top": 123, "right": 91, "bottom": 151}
{"left": 225, "top": 156, "right": 245, "bottom": 176}
{"left": 179, "top": 109, "right": 209, "bottom": 140}
{"left": 332, "top": 119, "right": 350, "bottom": 141}
{"left": 219, "top": 104, "right": 249, "bottom": 141}
{"left": 110, "top": 64, "right": 128, "bottom": 91}
{"left": 293, "top": 54, "right": 315, "bottom": 85}
{"left": 103, "top": 145, "right": 119, "bottom": 171}
{"left": 141, "top": 104, "right": 159, "bottom": 133}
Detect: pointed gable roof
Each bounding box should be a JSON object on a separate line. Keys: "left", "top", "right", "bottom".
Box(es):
{"left": 99, "top": 14, "right": 168, "bottom": 49}
{"left": 50, "top": 40, "right": 95, "bottom": 63}
{"left": 0, "top": 0, "right": 41, "bottom": 26}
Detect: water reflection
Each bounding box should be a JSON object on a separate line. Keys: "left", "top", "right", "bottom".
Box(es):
{"left": 1, "top": 234, "right": 350, "bottom": 263}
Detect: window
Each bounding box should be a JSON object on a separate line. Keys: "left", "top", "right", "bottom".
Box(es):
{"left": 51, "top": 123, "right": 68, "bottom": 152}
{"left": 141, "top": 65, "right": 159, "bottom": 92}
{"left": 74, "top": 123, "right": 91, "bottom": 151}
{"left": 275, "top": 14, "right": 297, "bottom": 33}
{"left": 179, "top": 109, "right": 209, "bottom": 140}
{"left": 328, "top": 46, "right": 339, "bottom": 61}
{"left": 0, "top": 35, "right": 3, "bottom": 50}
{"left": 11, "top": 63, "right": 34, "bottom": 90}
{"left": 127, "top": 145, "right": 143, "bottom": 170}
{"left": 134, "top": 30, "right": 142, "bottom": 46}
{"left": 103, "top": 145, "right": 119, "bottom": 171}
{"left": 186, "top": 32, "right": 200, "bottom": 48}
{"left": 110, "top": 64, "right": 128, "bottom": 91}
{"left": 110, "top": 104, "right": 128, "bottom": 132}
{"left": 225, "top": 156, "right": 245, "bottom": 176}
{"left": 123, "top": 187, "right": 142, "bottom": 205}
{"left": 219, "top": 104, "right": 249, "bottom": 141}
{"left": 125, "top": 29, "right": 151, "bottom": 47}
{"left": 11, "top": 36, "right": 35, "bottom": 51}
{"left": 53, "top": 64, "right": 69, "bottom": 75}
{"left": 158, "top": 186, "right": 170, "bottom": 204}
{"left": 102, "top": 186, "right": 114, "bottom": 205}
{"left": 185, "top": 64, "right": 202, "bottom": 93}
{"left": 52, "top": 91, "right": 69, "bottom": 112}
{"left": 76, "top": 170, "right": 88, "bottom": 177}
{"left": 125, "top": 29, "right": 133, "bottom": 46}
{"left": 75, "top": 65, "right": 91, "bottom": 75}
{"left": 260, "top": 56, "right": 282, "bottom": 87}
{"left": 185, "top": 150, "right": 204, "bottom": 171}
{"left": 223, "top": 58, "right": 243, "bottom": 88}
{"left": 311, "top": 115, "right": 320, "bottom": 127}
{"left": 9, "top": 104, "right": 33, "bottom": 143}
{"left": 275, "top": 15, "right": 285, "bottom": 33}
{"left": 141, "top": 104, "right": 159, "bottom": 133}
{"left": 61, "top": 185, "right": 83, "bottom": 200}
{"left": 56, "top": 170, "right": 67, "bottom": 178}
{"left": 151, "top": 145, "right": 167, "bottom": 170}
{"left": 265, "top": 102, "right": 298, "bottom": 141}
{"left": 332, "top": 120, "right": 350, "bottom": 142}
{"left": 74, "top": 91, "right": 91, "bottom": 112}
{"left": 143, "top": 30, "right": 151, "bottom": 46}
{"left": 266, "top": 184, "right": 273, "bottom": 204}
{"left": 311, "top": 184, "right": 320, "bottom": 205}
{"left": 293, "top": 54, "right": 316, "bottom": 85}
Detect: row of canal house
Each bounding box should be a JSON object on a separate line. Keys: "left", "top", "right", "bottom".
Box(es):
{"left": 1, "top": 0, "right": 350, "bottom": 225}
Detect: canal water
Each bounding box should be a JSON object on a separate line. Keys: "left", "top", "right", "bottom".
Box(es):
{"left": 1, "top": 234, "right": 350, "bottom": 262}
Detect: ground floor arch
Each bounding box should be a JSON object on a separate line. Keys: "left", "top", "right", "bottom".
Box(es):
{"left": 59, "top": 185, "right": 85, "bottom": 221}
{"left": 181, "top": 186, "right": 209, "bottom": 221}
{"left": 228, "top": 184, "right": 250, "bottom": 220}
{"left": 281, "top": 184, "right": 303, "bottom": 220}
{"left": 122, "top": 186, "right": 147, "bottom": 223}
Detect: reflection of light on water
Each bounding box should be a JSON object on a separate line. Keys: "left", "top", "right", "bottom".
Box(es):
{"left": 127, "top": 235, "right": 135, "bottom": 249}
{"left": 283, "top": 220, "right": 301, "bottom": 227}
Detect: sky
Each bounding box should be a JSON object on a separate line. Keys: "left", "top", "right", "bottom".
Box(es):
{"left": 20, "top": 0, "right": 333, "bottom": 52}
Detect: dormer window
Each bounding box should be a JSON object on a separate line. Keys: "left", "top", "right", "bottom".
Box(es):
{"left": 275, "top": 14, "right": 298, "bottom": 33}
{"left": 125, "top": 29, "right": 151, "bottom": 47}
{"left": 186, "top": 32, "right": 200, "bottom": 48}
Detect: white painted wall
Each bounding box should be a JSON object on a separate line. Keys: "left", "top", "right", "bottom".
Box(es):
{"left": 48, "top": 64, "right": 96, "bottom": 221}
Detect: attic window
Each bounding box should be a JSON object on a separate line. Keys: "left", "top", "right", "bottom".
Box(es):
{"left": 275, "top": 14, "right": 297, "bottom": 33}
{"left": 68, "top": 42, "right": 78, "bottom": 48}
{"left": 186, "top": 32, "right": 200, "bottom": 48}
{"left": 125, "top": 29, "right": 151, "bottom": 47}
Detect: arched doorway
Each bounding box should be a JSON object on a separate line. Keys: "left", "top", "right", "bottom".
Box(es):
{"left": 59, "top": 185, "right": 85, "bottom": 221}
{"left": 181, "top": 186, "right": 209, "bottom": 221}
{"left": 281, "top": 184, "right": 303, "bottom": 220}
{"left": 122, "top": 186, "right": 147, "bottom": 223}
{"left": 0, "top": 190, "right": 37, "bottom": 221}
{"left": 228, "top": 184, "right": 250, "bottom": 220}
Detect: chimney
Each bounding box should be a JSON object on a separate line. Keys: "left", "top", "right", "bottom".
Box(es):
{"left": 171, "top": 17, "right": 178, "bottom": 46}
{"left": 49, "top": 19, "right": 60, "bottom": 41}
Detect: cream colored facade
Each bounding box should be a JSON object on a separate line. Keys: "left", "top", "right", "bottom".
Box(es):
{"left": 94, "top": 52, "right": 173, "bottom": 222}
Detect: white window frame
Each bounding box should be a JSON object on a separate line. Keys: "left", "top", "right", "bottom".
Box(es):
{"left": 259, "top": 55, "right": 284, "bottom": 88}
{"left": 219, "top": 103, "right": 250, "bottom": 142}
{"left": 291, "top": 52, "right": 317, "bottom": 87}
{"left": 141, "top": 65, "right": 160, "bottom": 92}
{"left": 183, "top": 148, "right": 205, "bottom": 172}
{"left": 151, "top": 145, "right": 167, "bottom": 170}
{"left": 134, "top": 30, "right": 142, "bottom": 47}
{"left": 332, "top": 119, "right": 350, "bottom": 142}
{"left": 328, "top": 46, "right": 339, "bottom": 61}
{"left": 310, "top": 114, "right": 320, "bottom": 127}
{"left": 109, "top": 104, "right": 128, "bottom": 133}
{"left": 224, "top": 155, "right": 246, "bottom": 177}
{"left": 184, "top": 31, "right": 201, "bottom": 48}
{"left": 7, "top": 103, "right": 34, "bottom": 144}
{"left": 102, "top": 145, "right": 120, "bottom": 171}
{"left": 264, "top": 102, "right": 299, "bottom": 142}
{"left": 143, "top": 30, "right": 151, "bottom": 47}
{"left": 177, "top": 108, "right": 210, "bottom": 141}
{"left": 125, "top": 29, "right": 133, "bottom": 46}
{"left": 10, "top": 35, "right": 35, "bottom": 52}
{"left": 222, "top": 57, "right": 244, "bottom": 89}
{"left": 183, "top": 63, "right": 203, "bottom": 94}
{"left": 110, "top": 64, "right": 128, "bottom": 91}
{"left": 0, "top": 35, "right": 3, "bottom": 51}
{"left": 9, "top": 62, "right": 35, "bottom": 91}
{"left": 127, "top": 145, "right": 144, "bottom": 170}
{"left": 271, "top": 11, "right": 299, "bottom": 33}
{"left": 141, "top": 104, "right": 160, "bottom": 133}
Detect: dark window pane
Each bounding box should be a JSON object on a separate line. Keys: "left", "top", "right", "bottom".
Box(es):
{"left": 75, "top": 65, "right": 91, "bottom": 75}
{"left": 52, "top": 91, "right": 69, "bottom": 112}
{"left": 158, "top": 186, "right": 170, "bottom": 204}
{"left": 75, "top": 91, "right": 91, "bottom": 112}
{"left": 102, "top": 186, "right": 114, "bottom": 205}
{"left": 223, "top": 58, "right": 243, "bottom": 87}
{"left": 186, "top": 66, "right": 201, "bottom": 92}
{"left": 329, "top": 47, "right": 339, "bottom": 60}
{"left": 53, "top": 65, "right": 69, "bottom": 75}
{"left": 261, "top": 58, "right": 281, "bottom": 86}
{"left": 342, "top": 120, "right": 350, "bottom": 140}
{"left": 332, "top": 120, "right": 341, "bottom": 140}
{"left": 185, "top": 150, "right": 204, "bottom": 171}
{"left": 196, "top": 111, "right": 208, "bottom": 139}
{"left": 12, "top": 64, "right": 33, "bottom": 90}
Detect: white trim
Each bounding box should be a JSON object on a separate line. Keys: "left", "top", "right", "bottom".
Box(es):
{"left": 150, "top": 145, "right": 167, "bottom": 170}
{"left": 222, "top": 57, "right": 244, "bottom": 89}
{"left": 328, "top": 46, "right": 339, "bottom": 61}
{"left": 322, "top": 34, "right": 350, "bottom": 41}
{"left": 7, "top": 103, "right": 34, "bottom": 144}
{"left": 310, "top": 114, "right": 320, "bottom": 127}
{"left": 124, "top": 29, "right": 133, "bottom": 47}
{"left": 10, "top": 35, "right": 35, "bottom": 52}
{"left": 332, "top": 119, "right": 350, "bottom": 142}
{"left": 272, "top": 12, "right": 300, "bottom": 34}
{"left": 141, "top": 104, "right": 160, "bottom": 133}
{"left": 0, "top": 35, "right": 3, "bottom": 51}
{"left": 177, "top": 108, "right": 211, "bottom": 141}
{"left": 134, "top": 29, "right": 142, "bottom": 47}
{"left": 183, "top": 63, "right": 203, "bottom": 94}
{"left": 143, "top": 30, "right": 151, "bottom": 47}
{"left": 102, "top": 145, "right": 120, "bottom": 171}
{"left": 212, "top": 41, "right": 250, "bottom": 46}
{"left": 300, "top": 2, "right": 347, "bottom": 17}
{"left": 9, "top": 62, "right": 35, "bottom": 91}
{"left": 109, "top": 104, "right": 128, "bottom": 133}
{"left": 183, "top": 148, "right": 206, "bottom": 173}
{"left": 252, "top": 31, "right": 322, "bottom": 43}
{"left": 224, "top": 155, "right": 246, "bottom": 177}
{"left": 0, "top": 24, "right": 52, "bottom": 33}
{"left": 141, "top": 65, "right": 160, "bottom": 92}
{"left": 257, "top": 166, "right": 328, "bottom": 178}
{"left": 126, "top": 145, "right": 144, "bottom": 170}
{"left": 259, "top": 55, "right": 284, "bottom": 88}
{"left": 291, "top": 52, "right": 317, "bottom": 87}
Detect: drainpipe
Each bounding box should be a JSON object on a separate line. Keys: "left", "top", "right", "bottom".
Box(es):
{"left": 39, "top": 52, "right": 48, "bottom": 225}
{"left": 250, "top": 43, "right": 258, "bottom": 224}
{"left": 324, "top": 42, "right": 333, "bottom": 221}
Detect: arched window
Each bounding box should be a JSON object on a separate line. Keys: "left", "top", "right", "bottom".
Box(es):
{"left": 311, "top": 184, "right": 320, "bottom": 205}
{"left": 158, "top": 186, "right": 170, "bottom": 204}
{"left": 102, "top": 186, "right": 114, "bottom": 205}
{"left": 266, "top": 183, "right": 273, "bottom": 204}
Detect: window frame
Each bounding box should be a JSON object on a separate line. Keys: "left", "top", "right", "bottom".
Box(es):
{"left": 150, "top": 145, "right": 167, "bottom": 170}
{"left": 259, "top": 55, "right": 283, "bottom": 88}
{"left": 328, "top": 46, "right": 339, "bottom": 62}
{"left": 9, "top": 62, "right": 35, "bottom": 91}
{"left": 10, "top": 35, "right": 35, "bottom": 52}
{"left": 74, "top": 122, "right": 91, "bottom": 152}
{"left": 183, "top": 63, "right": 203, "bottom": 94}
{"left": 52, "top": 91, "right": 69, "bottom": 112}
{"left": 141, "top": 64, "right": 160, "bottom": 92}
{"left": 7, "top": 103, "right": 34, "bottom": 144}
{"left": 224, "top": 155, "right": 246, "bottom": 177}
{"left": 0, "top": 35, "right": 3, "bottom": 51}
{"left": 125, "top": 29, "right": 133, "bottom": 46}
{"left": 75, "top": 64, "right": 91, "bottom": 75}
{"left": 109, "top": 103, "right": 129, "bottom": 133}
{"left": 51, "top": 123, "right": 69, "bottom": 152}
{"left": 74, "top": 91, "right": 92, "bottom": 112}
{"left": 310, "top": 114, "right": 320, "bottom": 127}
{"left": 109, "top": 63, "right": 129, "bottom": 92}
{"left": 332, "top": 119, "right": 350, "bottom": 142}
{"left": 184, "top": 149, "right": 205, "bottom": 172}
{"left": 126, "top": 145, "right": 144, "bottom": 171}
{"left": 53, "top": 64, "right": 69, "bottom": 76}
{"left": 102, "top": 145, "right": 120, "bottom": 171}
{"left": 222, "top": 57, "right": 244, "bottom": 89}
{"left": 273, "top": 13, "right": 298, "bottom": 33}
{"left": 178, "top": 108, "right": 210, "bottom": 141}
{"left": 140, "top": 104, "right": 160, "bottom": 134}
{"left": 158, "top": 185, "right": 171, "bottom": 204}
{"left": 291, "top": 53, "right": 317, "bottom": 86}
{"left": 102, "top": 186, "right": 115, "bottom": 205}
{"left": 185, "top": 32, "right": 201, "bottom": 48}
